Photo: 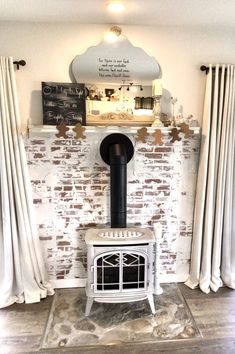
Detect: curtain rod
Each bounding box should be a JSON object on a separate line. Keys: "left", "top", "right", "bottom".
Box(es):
{"left": 13, "top": 60, "right": 26, "bottom": 70}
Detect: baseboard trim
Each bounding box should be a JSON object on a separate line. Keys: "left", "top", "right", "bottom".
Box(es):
{"left": 52, "top": 278, "right": 86, "bottom": 288}
{"left": 159, "top": 273, "right": 189, "bottom": 283}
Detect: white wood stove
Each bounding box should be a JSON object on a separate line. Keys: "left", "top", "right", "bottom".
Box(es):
{"left": 84, "top": 133, "right": 162, "bottom": 316}
{"left": 85, "top": 227, "right": 156, "bottom": 316}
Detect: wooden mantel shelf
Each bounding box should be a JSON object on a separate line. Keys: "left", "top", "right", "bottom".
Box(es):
{"left": 28, "top": 125, "right": 201, "bottom": 138}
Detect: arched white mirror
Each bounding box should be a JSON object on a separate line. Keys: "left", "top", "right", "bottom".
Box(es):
{"left": 71, "top": 31, "right": 161, "bottom": 126}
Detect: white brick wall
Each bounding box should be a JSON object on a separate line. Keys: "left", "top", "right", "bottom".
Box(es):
{"left": 25, "top": 128, "right": 200, "bottom": 286}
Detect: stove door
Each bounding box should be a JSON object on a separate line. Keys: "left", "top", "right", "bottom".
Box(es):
{"left": 93, "top": 250, "right": 148, "bottom": 293}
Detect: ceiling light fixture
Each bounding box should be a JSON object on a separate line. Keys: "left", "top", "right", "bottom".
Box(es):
{"left": 107, "top": 1, "right": 125, "bottom": 13}
{"left": 118, "top": 83, "right": 144, "bottom": 92}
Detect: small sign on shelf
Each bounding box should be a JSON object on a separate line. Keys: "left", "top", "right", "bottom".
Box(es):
{"left": 42, "top": 82, "right": 86, "bottom": 126}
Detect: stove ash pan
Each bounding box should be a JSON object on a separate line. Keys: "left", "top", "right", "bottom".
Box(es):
{"left": 85, "top": 227, "right": 156, "bottom": 316}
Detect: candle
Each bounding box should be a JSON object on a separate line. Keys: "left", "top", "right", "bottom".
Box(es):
{"left": 152, "top": 79, "right": 162, "bottom": 96}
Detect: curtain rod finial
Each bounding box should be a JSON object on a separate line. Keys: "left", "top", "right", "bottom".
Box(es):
{"left": 13, "top": 60, "right": 26, "bottom": 70}
{"left": 200, "top": 65, "right": 209, "bottom": 74}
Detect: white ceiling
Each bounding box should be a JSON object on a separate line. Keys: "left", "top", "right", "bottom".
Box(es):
{"left": 1, "top": 0, "right": 235, "bottom": 29}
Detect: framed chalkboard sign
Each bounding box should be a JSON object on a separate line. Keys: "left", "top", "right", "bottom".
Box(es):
{"left": 42, "top": 82, "right": 86, "bottom": 125}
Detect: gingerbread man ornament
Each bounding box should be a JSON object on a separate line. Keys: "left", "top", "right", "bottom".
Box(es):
{"left": 136, "top": 127, "right": 148, "bottom": 143}
{"left": 56, "top": 123, "right": 70, "bottom": 139}
{"left": 72, "top": 123, "right": 86, "bottom": 139}
{"left": 169, "top": 128, "right": 181, "bottom": 143}
{"left": 152, "top": 129, "right": 163, "bottom": 145}
{"left": 179, "top": 123, "right": 193, "bottom": 138}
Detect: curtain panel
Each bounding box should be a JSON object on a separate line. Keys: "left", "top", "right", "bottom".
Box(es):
{"left": 0, "top": 56, "right": 54, "bottom": 308}
{"left": 186, "top": 64, "right": 235, "bottom": 293}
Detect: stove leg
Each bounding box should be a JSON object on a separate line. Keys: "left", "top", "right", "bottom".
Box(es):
{"left": 147, "top": 294, "right": 156, "bottom": 315}
{"left": 85, "top": 297, "right": 94, "bottom": 316}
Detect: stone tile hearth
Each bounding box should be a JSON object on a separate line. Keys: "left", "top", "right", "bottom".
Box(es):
{"left": 42, "top": 284, "right": 201, "bottom": 349}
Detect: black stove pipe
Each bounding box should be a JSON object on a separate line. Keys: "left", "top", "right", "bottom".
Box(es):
{"left": 100, "top": 133, "right": 134, "bottom": 228}
{"left": 109, "top": 143, "right": 127, "bottom": 228}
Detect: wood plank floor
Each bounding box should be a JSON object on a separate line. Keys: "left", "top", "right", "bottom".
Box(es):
{"left": 0, "top": 296, "right": 53, "bottom": 353}
{"left": 1, "top": 284, "right": 235, "bottom": 354}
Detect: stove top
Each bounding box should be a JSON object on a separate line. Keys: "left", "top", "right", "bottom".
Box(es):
{"left": 85, "top": 227, "right": 155, "bottom": 245}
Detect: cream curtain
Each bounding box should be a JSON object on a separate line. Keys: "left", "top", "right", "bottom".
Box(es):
{"left": 186, "top": 64, "right": 235, "bottom": 293}
{"left": 0, "top": 56, "right": 54, "bottom": 308}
